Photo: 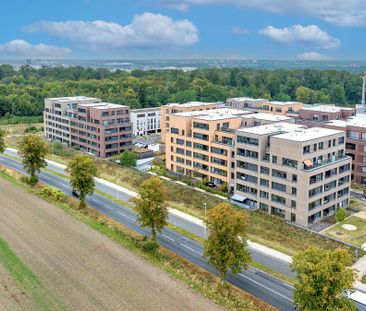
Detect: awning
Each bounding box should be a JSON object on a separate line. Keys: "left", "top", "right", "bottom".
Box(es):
{"left": 303, "top": 159, "right": 313, "bottom": 167}
{"left": 231, "top": 194, "right": 247, "bottom": 202}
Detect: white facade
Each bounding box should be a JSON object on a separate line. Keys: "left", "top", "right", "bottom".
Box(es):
{"left": 130, "top": 107, "right": 161, "bottom": 136}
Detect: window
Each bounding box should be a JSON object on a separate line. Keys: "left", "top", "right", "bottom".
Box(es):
{"left": 236, "top": 184, "right": 257, "bottom": 195}
{"left": 176, "top": 138, "right": 184, "bottom": 145}
{"left": 309, "top": 186, "right": 322, "bottom": 198}
{"left": 303, "top": 145, "right": 310, "bottom": 154}
{"left": 319, "top": 142, "right": 324, "bottom": 150}
{"left": 272, "top": 182, "right": 286, "bottom": 192}
{"left": 272, "top": 156, "right": 277, "bottom": 164}
{"left": 194, "top": 143, "right": 209, "bottom": 151}
{"left": 237, "top": 148, "right": 258, "bottom": 159}
{"left": 212, "top": 157, "right": 227, "bottom": 166}
{"left": 292, "top": 174, "right": 297, "bottom": 183}
{"left": 259, "top": 203, "right": 269, "bottom": 212}
{"left": 292, "top": 187, "right": 297, "bottom": 196}
{"left": 260, "top": 191, "right": 269, "bottom": 199}
{"left": 176, "top": 157, "right": 184, "bottom": 164}
{"left": 271, "top": 207, "right": 285, "bottom": 218}
{"left": 272, "top": 169, "right": 287, "bottom": 179}
{"left": 282, "top": 158, "right": 298, "bottom": 168}
{"left": 193, "top": 122, "right": 209, "bottom": 130}
{"left": 291, "top": 200, "right": 296, "bottom": 209}
{"left": 309, "top": 173, "right": 323, "bottom": 184}
{"left": 237, "top": 136, "right": 259, "bottom": 146}
{"left": 271, "top": 194, "right": 286, "bottom": 204}
{"left": 237, "top": 173, "right": 257, "bottom": 183}
{"left": 176, "top": 148, "right": 185, "bottom": 155}
{"left": 237, "top": 161, "right": 257, "bottom": 172}
{"left": 211, "top": 147, "right": 227, "bottom": 155}
{"left": 211, "top": 167, "right": 227, "bottom": 177}
{"left": 171, "top": 127, "right": 179, "bottom": 134}
{"left": 193, "top": 132, "right": 209, "bottom": 141}
{"left": 186, "top": 150, "right": 192, "bottom": 157}
{"left": 260, "top": 179, "right": 269, "bottom": 187}
{"left": 339, "top": 163, "right": 350, "bottom": 173}
{"left": 339, "top": 137, "right": 345, "bottom": 144}
{"left": 193, "top": 152, "right": 209, "bottom": 161}
{"left": 309, "top": 199, "right": 322, "bottom": 211}
{"left": 261, "top": 166, "right": 270, "bottom": 175}
{"left": 102, "top": 111, "right": 109, "bottom": 117}
{"left": 186, "top": 140, "right": 192, "bottom": 147}
{"left": 347, "top": 130, "right": 359, "bottom": 139}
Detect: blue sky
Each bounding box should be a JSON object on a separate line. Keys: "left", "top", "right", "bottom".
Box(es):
{"left": 0, "top": 0, "right": 366, "bottom": 60}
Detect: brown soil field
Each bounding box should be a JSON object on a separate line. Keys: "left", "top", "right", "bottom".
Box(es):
{"left": 0, "top": 178, "right": 223, "bottom": 311}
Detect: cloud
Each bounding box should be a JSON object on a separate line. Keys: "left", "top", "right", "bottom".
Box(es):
{"left": 259, "top": 25, "right": 341, "bottom": 49}
{"left": 163, "top": 0, "right": 366, "bottom": 27}
{"left": 232, "top": 26, "right": 249, "bottom": 36}
{"left": 0, "top": 40, "right": 71, "bottom": 58}
{"left": 297, "top": 52, "right": 330, "bottom": 61}
{"left": 24, "top": 13, "right": 199, "bottom": 50}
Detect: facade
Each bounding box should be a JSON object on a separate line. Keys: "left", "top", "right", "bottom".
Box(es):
{"left": 44, "top": 96, "right": 133, "bottom": 158}
{"left": 261, "top": 101, "right": 303, "bottom": 116}
{"left": 326, "top": 116, "right": 366, "bottom": 185}
{"left": 130, "top": 107, "right": 161, "bottom": 136}
{"left": 234, "top": 123, "right": 351, "bottom": 227}
{"left": 165, "top": 108, "right": 252, "bottom": 187}
{"left": 161, "top": 101, "right": 223, "bottom": 142}
{"left": 226, "top": 97, "right": 269, "bottom": 110}
{"left": 297, "top": 105, "right": 356, "bottom": 127}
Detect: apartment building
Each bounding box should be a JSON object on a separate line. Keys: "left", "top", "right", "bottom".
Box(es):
{"left": 241, "top": 113, "right": 295, "bottom": 127}
{"left": 166, "top": 108, "right": 252, "bottom": 187}
{"left": 261, "top": 101, "right": 303, "bottom": 116}
{"left": 234, "top": 123, "right": 351, "bottom": 227}
{"left": 161, "top": 101, "right": 223, "bottom": 142}
{"left": 44, "top": 96, "right": 133, "bottom": 158}
{"left": 130, "top": 107, "right": 161, "bottom": 136}
{"left": 297, "top": 105, "right": 356, "bottom": 127}
{"left": 226, "top": 97, "right": 269, "bottom": 110}
{"left": 326, "top": 116, "right": 366, "bottom": 185}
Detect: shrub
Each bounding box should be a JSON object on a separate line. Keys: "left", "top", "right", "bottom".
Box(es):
{"left": 38, "top": 186, "right": 67, "bottom": 202}
{"left": 140, "top": 240, "right": 160, "bottom": 253}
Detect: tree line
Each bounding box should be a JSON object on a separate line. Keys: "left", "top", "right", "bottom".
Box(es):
{"left": 0, "top": 64, "right": 363, "bottom": 119}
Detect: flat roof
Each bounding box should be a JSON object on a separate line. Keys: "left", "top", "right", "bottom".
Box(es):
{"left": 79, "top": 102, "right": 128, "bottom": 109}
{"left": 268, "top": 101, "right": 302, "bottom": 106}
{"left": 130, "top": 107, "right": 160, "bottom": 113}
{"left": 241, "top": 113, "right": 293, "bottom": 122}
{"left": 47, "top": 96, "right": 100, "bottom": 102}
{"left": 237, "top": 123, "right": 305, "bottom": 135}
{"left": 301, "top": 104, "right": 355, "bottom": 113}
{"left": 175, "top": 108, "right": 251, "bottom": 120}
{"left": 227, "top": 97, "right": 268, "bottom": 102}
{"left": 274, "top": 127, "right": 344, "bottom": 142}
{"left": 328, "top": 115, "right": 366, "bottom": 128}
{"left": 165, "top": 101, "right": 222, "bottom": 108}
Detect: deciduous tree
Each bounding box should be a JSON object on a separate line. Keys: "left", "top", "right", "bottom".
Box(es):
{"left": 120, "top": 150, "right": 137, "bottom": 167}
{"left": 0, "top": 127, "right": 5, "bottom": 153}
{"left": 204, "top": 202, "right": 251, "bottom": 287}
{"left": 68, "top": 154, "right": 98, "bottom": 208}
{"left": 18, "top": 134, "right": 49, "bottom": 183}
{"left": 132, "top": 177, "right": 168, "bottom": 242}
{"left": 291, "top": 246, "right": 356, "bottom": 311}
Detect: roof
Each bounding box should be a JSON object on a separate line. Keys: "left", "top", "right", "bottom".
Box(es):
{"left": 274, "top": 127, "right": 344, "bottom": 142}
{"left": 165, "top": 101, "right": 222, "bottom": 108}
{"left": 237, "top": 123, "right": 305, "bottom": 135}
{"left": 241, "top": 113, "right": 293, "bottom": 122}
{"left": 268, "top": 101, "right": 302, "bottom": 106}
{"left": 174, "top": 108, "right": 251, "bottom": 120}
{"left": 79, "top": 102, "right": 128, "bottom": 109}
{"left": 227, "top": 97, "right": 268, "bottom": 102}
{"left": 130, "top": 107, "right": 161, "bottom": 113}
{"left": 327, "top": 115, "right": 366, "bottom": 129}
{"left": 47, "top": 96, "right": 100, "bottom": 102}
{"left": 301, "top": 104, "right": 355, "bottom": 113}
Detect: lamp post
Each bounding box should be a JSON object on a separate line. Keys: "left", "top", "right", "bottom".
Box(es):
{"left": 203, "top": 202, "right": 207, "bottom": 239}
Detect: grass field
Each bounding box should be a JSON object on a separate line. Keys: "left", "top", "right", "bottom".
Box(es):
{"left": 322, "top": 215, "right": 366, "bottom": 248}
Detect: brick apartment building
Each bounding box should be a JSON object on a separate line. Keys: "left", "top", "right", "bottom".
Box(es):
{"left": 296, "top": 105, "right": 356, "bottom": 127}
{"left": 326, "top": 115, "right": 366, "bottom": 185}
{"left": 234, "top": 123, "right": 351, "bottom": 227}
{"left": 44, "top": 96, "right": 132, "bottom": 158}
{"left": 160, "top": 101, "right": 223, "bottom": 142}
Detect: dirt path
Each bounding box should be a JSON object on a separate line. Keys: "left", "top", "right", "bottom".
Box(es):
{"left": 0, "top": 178, "right": 223, "bottom": 311}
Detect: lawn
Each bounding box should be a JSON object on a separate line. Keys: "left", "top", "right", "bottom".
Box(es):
{"left": 322, "top": 215, "right": 366, "bottom": 248}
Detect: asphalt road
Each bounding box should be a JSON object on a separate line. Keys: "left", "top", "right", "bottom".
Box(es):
{"left": 1, "top": 154, "right": 365, "bottom": 311}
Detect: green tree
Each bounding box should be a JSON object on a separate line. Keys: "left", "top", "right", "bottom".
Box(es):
{"left": 132, "top": 177, "right": 168, "bottom": 242}
{"left": 204, "top": 202, "right": 251, "bottom": 287}
{"left": 0, "top": 127, "right": 5, "bottom": 153}
{"left": 292, "top": 246, "right": 356, "bottom": 311}
{"left": 335, "top": 207, "right": 347, "bottom": 230}
{"left": 68, "top": 154, "right": 98, "bottom": 208}
{"left": 331, "top": 84, "right": 346, "bottom": 105}
{"left": 120, "top": 150, "right": 137, "bottom": 167}
{"left": 18, "top": 134, "right": 49, "bottom": 183}
{"left": 296, "top": 86, "right": 317, "bottom": 104}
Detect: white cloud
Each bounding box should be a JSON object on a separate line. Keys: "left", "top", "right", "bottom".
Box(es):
{"left": 164, "top": 0, "right": 366, "bottom": 27}
{"left": 0, "top": 40, "right": 71, "bottom": 58}
{"left": 232, "top": 26, "right": 249, "bottom": 36}
{"left": 297, "top": 52, "right": 330, "bottom": 61}
{"left": 259, "top": 25, "right": 341, "bottom": 49}
{"left": 24, "top": 13, "right": 199, "bottom": 50}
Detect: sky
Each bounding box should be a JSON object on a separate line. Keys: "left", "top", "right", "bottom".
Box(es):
{"left": 1, "top": 0, "right": 366, "bottom": 60}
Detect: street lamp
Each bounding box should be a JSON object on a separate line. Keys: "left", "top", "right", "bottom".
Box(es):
{"left": 203, "top": 202, "right": 207, "bottom": 239}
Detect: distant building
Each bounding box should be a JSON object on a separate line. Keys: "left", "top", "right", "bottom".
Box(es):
{"left": 241, "top": 113, "right": 295, "bottom": 127}
{"left": 261, "top": 101, "right": 303, "bottom": 116}
{"left": 297, "top": 105, "right": 356, "bottom": 127}
{"left": 326, "top": 115, "right": 366, "bottom": 185}
{"left": 160, "top": 101, "right": 224, "bottom": 142}
{"left": 226, "top": 97, "right": 269, "bottom": 110}
{"left": 44, "top": 96, "right": 132, "bottom": 158}
{"left": 234, "top": 123, "right": 351, "bottom": 227}
{"left": 130, "top": 107, "right": 161, "bottom": 136}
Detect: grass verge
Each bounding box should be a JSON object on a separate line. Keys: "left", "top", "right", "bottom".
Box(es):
{"left": 0, "top": 238, "right": 65, "bottom": 311}
{"left": 0, "top": 165, "right": 275, "bottom": 311}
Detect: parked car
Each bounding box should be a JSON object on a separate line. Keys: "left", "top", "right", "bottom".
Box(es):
{"left": 72, "top": 190, "right": 79, "bottom": 198}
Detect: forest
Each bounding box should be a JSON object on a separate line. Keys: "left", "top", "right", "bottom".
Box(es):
{"left": 0, "top": 64, "right": 363, "bottom": 120}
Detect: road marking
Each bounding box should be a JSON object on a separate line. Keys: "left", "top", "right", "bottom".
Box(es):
{"left": 238, "top": 273, "right": 294, "bottom": 303}
{"left": 162, "top": 234, "right": 175, "bottom": 241}
{"left": 180, "top": 243, "right": 202, "bottom": 256}
{"left": 116, "top": 211, "right": 135, "bottom": 221}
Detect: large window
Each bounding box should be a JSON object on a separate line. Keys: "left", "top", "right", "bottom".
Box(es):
{"left": 193, "top": 132, "right": 209, "bottom": 141}
{"left": 271, "top": 194, "right": 286, "bottom": 204}
{"left": 211, "top": 147, "right": 227, "bottom": 156}
{"left": 272, "top": 169, "right": 287, "bottom": 180}
{"left": 237, "top": 148, "right": 258, "bottom": 159}
{"left": 237, "top": 136, "right": 259, "bottom": 146}
{"left": 171, "top": 127, "right": 179, "bottom": 134}
{"left": 194, "top": 142, "right": 209, "bottom": 151}
{"left": 193, "top": 122, "right": 209, "bottom": 130}
{"left": 272, "top": 182, "right": 286, "bottom": 192}
{"left": 237, "top": 161, "right": 257, "bottom": 172}
{"left": 282, "top": 158, "right": 298, "bottom": 169}
{"left": 271, "top": 207, "right": 285, "bottom": 219}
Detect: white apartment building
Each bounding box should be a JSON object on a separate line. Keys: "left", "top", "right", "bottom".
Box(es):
{"left": 226, "top": 97, "right": 269, "bottom": 110}
{"left": 233, "top": 123, "right": 351, "bottom": 227}
{"left": 130, "top": 107, "right": 161, "bottom": 136}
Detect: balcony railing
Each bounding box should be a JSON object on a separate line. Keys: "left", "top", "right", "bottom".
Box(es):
{"left": 302, "top": 156, "right": 350, "bottom": 171}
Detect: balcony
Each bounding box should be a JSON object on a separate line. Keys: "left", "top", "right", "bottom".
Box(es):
{"left": 302, "top": 156, "right": 350, "bottom": 172}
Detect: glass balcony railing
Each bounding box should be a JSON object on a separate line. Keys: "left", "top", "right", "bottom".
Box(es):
{"left": 302, "top": 155, "right": 349, "bottom": 171}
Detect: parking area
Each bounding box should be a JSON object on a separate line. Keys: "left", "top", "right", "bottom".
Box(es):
{"left": 133, "top": 133, "right": 161, "bottom": 147}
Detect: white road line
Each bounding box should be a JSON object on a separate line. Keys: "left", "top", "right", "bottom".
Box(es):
{"left": 180, "top": 243, "right": 202, "bottom": 256}
{"left": 162, "top": 234, "right": 175, "bottom": 241}
{"left": 116, "top": 211, "right": 135, "bottom": 221}
{"left": 238, "top": 273, "right": 294, "bottom": 303}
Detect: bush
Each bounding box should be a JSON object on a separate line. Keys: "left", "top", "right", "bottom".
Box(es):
{"left": 120, "top": 150, "right": 137, "bottom": 167}
{"left": 140, "top": 240, "right": 160, "bottom": 253}
{"left": 24, "top": 126, "right": 42, "bottom": 133}
{"left": 38, "top": 186, "right": 67, "bottom": 202}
